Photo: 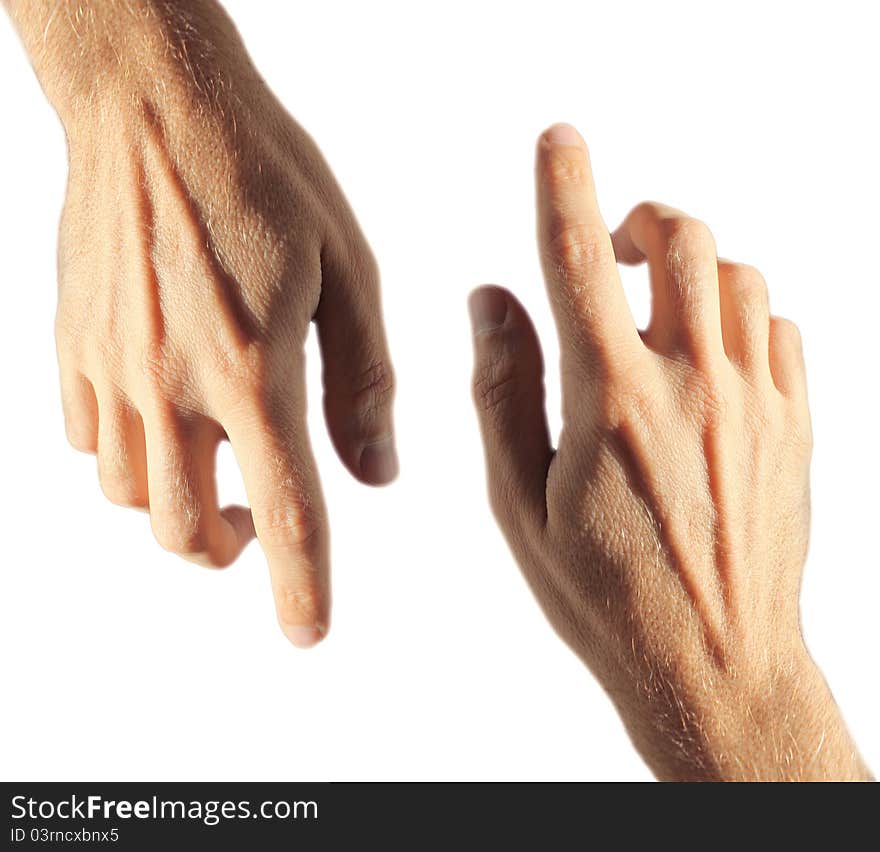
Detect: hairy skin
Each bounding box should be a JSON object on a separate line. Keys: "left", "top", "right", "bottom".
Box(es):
{"left": 5, "top": 2, "right": 871, "bottom": 779}
{"left": 5, "top": 0, "right": 399, "bottom": 647}
{"left": 469, "top": 123, "right": 872, "bottom": 781}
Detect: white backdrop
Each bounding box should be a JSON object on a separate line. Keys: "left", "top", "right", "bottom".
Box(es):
{"left": 1, "top": 0, "right": 877, "bottom": 781}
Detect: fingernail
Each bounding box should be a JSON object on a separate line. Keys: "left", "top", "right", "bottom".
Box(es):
{"left": 359, "top": 436, "right": 399, "bottom": 485}
{"left": 544, "top": 123, "right": 582, "bottom": 146}
{"left": 283, "top": 623, "right": 326, "bottom": 649}
{"left": 468, "top": 288, "right": 508, "bottom": 334}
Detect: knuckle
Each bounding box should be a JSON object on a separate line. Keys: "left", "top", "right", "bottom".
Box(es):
{"left": 259, "top": 500, "right": 325, "bottom": 553}
{"left": 629, "top": 200, "right": 664, "bottom": 221}
{"left": 65, "top": 423, "right": 96, "bottom": 453}
{"left": 99, "top": 470, "right": 144, "bottom": 508}
{"left": 347, "top": 359, "right": 395, "bottom": 421}
{"left": 205, "top": 551, "right": 234, "bottom": 570}
{"left": 772, "top": 317, "right": 802, "bottom": 349}
{"left": 728, "top": 263, "right": 768, "bottom": 304}
{"left": 595, "top": 371, "right": 659, "bottom": 431}
{"left": 473, "top": 351, "right": 520, "bottom": 418}
{"left": 97, "top": 447, "right": 137, "bottom": 505}
{"left": 690, "top": 371, "right": 729, "bottom": 431}
{"left": 729, "top": 262, "right": 766, "bottom": 286}
{"left": 213, "top": 339, "right": 271, "bottom": 392}
{"left": 138, "top": 339, "right": 187, "bottom": 399}
{"left": 64, "top": 421, "right": 95, "bottom": 453}
{"left": 662, "top": 216, "right": 715, "bottom": 259}
{"left": 152, "top": 510, "right": 207, "bottom": 556}
{"left": 542, "top": 147, "right": 589, "bottom": 187}
{"left": 544, "top": 223, "right": 609, "bottom": 273}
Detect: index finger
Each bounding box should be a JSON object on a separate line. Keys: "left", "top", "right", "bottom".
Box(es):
{"left": 224, "top": 397, "right": 330, "bottom": 649}
{"left": 535, "top": 124, "right": 642, "bottom": 375}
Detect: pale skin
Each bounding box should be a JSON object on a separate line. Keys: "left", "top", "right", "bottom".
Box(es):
{"left": 4, "top": 0, "right": 399, "bottom": 648}
{"left": 468, "top": 122, "right": 872, "bottom": 781}
{"left": 4, "top": 1, "right": 871, "bottom": 781}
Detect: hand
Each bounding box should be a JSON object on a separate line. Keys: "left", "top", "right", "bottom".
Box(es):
{"left": 468, "top": 123, "right": 870, "bottom": 780}
{"left": 33, "top": 2, "right": 397, "bottom": 646}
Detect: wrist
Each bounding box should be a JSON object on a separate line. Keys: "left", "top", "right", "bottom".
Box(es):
{"left": 8, "top": 0, "right": 255, "bottom": 131}
{"left": 615, "top": 642, "right": 870, "bottom": 781}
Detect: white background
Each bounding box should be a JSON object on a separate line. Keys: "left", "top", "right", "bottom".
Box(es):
{"left": 1, "top": 0, "right": 877, "bottom": 781}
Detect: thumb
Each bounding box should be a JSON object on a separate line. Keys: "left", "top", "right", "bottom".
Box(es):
{"left": 469, "top": 286, "right": 553, "bottom": 540}
{"left": 316, "top": 238, "right": 399, "bottom": 486}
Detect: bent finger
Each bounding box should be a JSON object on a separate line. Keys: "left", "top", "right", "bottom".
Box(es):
{"left": 611, "top": 202, "right": 723, "bottom": 361}
{"left": 143, "top": 407, "right": 255, "bottom": 568}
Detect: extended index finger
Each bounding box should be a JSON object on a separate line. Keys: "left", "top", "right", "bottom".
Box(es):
{"left": 224, "top": 396, "right": 330, "bottom": 649}
{"left": 535, "top": 124, "right": 641, "bottom": 376}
